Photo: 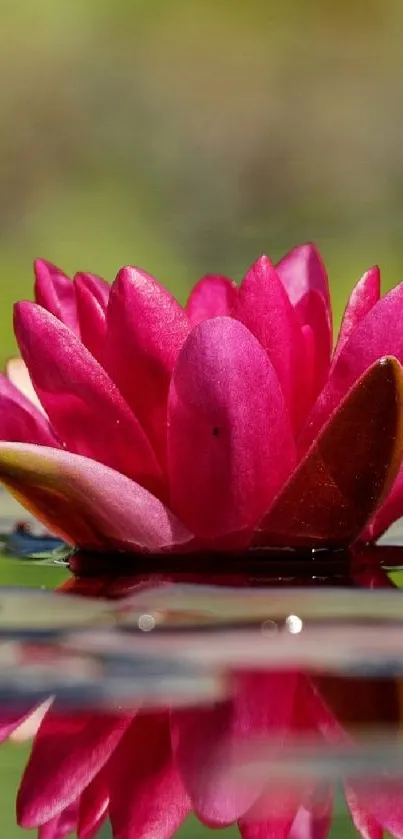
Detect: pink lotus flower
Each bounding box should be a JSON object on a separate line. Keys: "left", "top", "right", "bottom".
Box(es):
{"left": 0, "top": 244, "right": 403, "bottom": 551}
{"left": 2, "top": 244, "right": 403, "bottom": 838}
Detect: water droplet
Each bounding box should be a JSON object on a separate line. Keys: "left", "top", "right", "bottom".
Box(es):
{"left": 138, "top": 613, "right": 156, "bottom": 632}
{"left": 286, "top": 614, "right": 303, "bottom": 634}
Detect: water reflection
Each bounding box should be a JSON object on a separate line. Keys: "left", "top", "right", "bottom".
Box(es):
{"left": 3, "top": 525, "right": 403, "bottom": 835}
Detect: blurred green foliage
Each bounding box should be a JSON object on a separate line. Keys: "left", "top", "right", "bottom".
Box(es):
{"left": 0, "top": 0, "right": 402, "bottom": 835}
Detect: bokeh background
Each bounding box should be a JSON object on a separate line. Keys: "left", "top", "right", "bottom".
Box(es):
{"left": 0, "top": 0, "right": 402, "bottom": 835}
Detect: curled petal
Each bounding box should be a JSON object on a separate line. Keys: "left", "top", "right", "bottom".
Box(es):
{"left": 75, "top": 277, "right": 106, "bottom": 364}
{"left": 0, "top": 444, "right": 192, "bottom": 550}
{"left": 257, "top": 358, "right": 403, "bottom": 548}
{"left": 0, "top": 373, "right": 58, "bottom": 446}
{"left": 276, "top": 243, "right": 330, "bottom": 309}
{"left": 106, "top": 267, "right": 189, "bottom": 463}
{"left": 333, "top": 266, "right": 381, "bottom": 362}
{"left": 18, "top": 712, "right": 131, "bottom": 827}
{"left": 233, "top": 256, "right": 305, "bottom": 425}
{"left": 34, "top": 259, "right": 79, "bottom": 333}
{"left": 109, "top": 713, "right": 190, "bottom": 839}
{"left": 14, "top": 302, "right": 162, "bottom": 492}
{"left": 168, "top": 317, "right": 295, "bottom": 539}
{"left": 299, "top": 281, "right": 403, "bottom": 454}
{"left": 185, "top": 274, "right": 238, "bottom": 325}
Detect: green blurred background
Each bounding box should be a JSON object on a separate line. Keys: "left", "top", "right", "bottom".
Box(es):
{"left": 0, "top": 0, "right": 402, "bottom": 834}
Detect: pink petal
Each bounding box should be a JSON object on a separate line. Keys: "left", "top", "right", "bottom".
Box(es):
{"left": 75, "top": 276, "right": 106, "bottom": 364}
{"left": 257, "top": 358, "right": 403, "bottom": 548}
{"left": 74, "top": 271, "right": 110, "bottom": 309}
{"left": 333, "top": 267, "right": 381, "bottom": 362}
{"left": 14, "top": 302, "right": 163, "bottom": 493}
{"left": 298, "top": 281, "right": 403, "bottom": 455}
{"left": 109, "top": 712, "right": 190, "bottom": 839}
{"left": 185, "top": 274, "right": 238, "bottom": 325}
{"left": 239, "top": 787, "right": 301, "bottom": 839}
{"left": 364, "top": 467, "right": 403, "bottom": 541}
{"left": 288, "top": 789, "right": 333, "bottom": 839}
{"left": 0, "top": 373, "right": 58, "bottom": 446}
{"left": 105, "top": 267, "right": 189, "bottom": 464}
{"left": 295, "top": 289, "right": 332, "bottom": 405}
{"left": 239, "top": 818, "right": 292, "bottom": 839}
{"left": 34, "top": 259, "right": 79, "bottom": 333}
{"left": 0, "top": 443, "right": 192, "bottom": 550}
{"left": 171, "top": 672, "right": 298, "bottom": 825}
{"left": 344, "top": 782, "right": 403, "bottom": 839}
{"left": 0, "top": 708, "right": 38, "bottom": 742}
{"left": 78, "top": 769, "right": 109, "bottom": 839}
{"left": 232, "top": 256, "right": 305, "bottom": 425}
{"left": 276, "top": 244, "right": 330, "bottom": 309}
{"left": 39, "top": 801, "right": 79, "bottom": 839}
{"left": 168, "top": 317, "right": 295, "bottom": 539}
{"left": 6, "top": 357, "right": 44, "bottom": 412}
{"left": 18, "top": 712, "right": 131, "bottom": 827}
{"left": 343, "top": 785, "right": 382, "bottom": 839}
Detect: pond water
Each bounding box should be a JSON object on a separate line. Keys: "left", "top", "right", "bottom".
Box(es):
{"left": 1, "top": 491, "right": 403, "bottom": 838}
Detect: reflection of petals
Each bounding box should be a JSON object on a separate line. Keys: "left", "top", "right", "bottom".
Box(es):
{"left": 10, "top": 698, "right": 53, "bottom": 743}
{"left": 109, "top": 713, "right": 190, "bottom": 839}
{"left": 18, "top": 712, "right": 131, "bottom": 826}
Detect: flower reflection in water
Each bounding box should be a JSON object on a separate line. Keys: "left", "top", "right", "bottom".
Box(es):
{"left": 0, "top": 545, "right": 400, "bottom": 838}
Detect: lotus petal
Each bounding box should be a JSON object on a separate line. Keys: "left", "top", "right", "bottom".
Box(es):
{"left": 233, "top": 256, "right": 305, "bottom": 424}
{"left": 18, "top": 711, "right": 131, "bottom": 826}
{"left": 78, "top": 769, "right": 108, "bottom": 839}
{"left": 185, "top": 274, "right": 238, "bottom": 325}
{"left": 34, "top": 259, "right": 79, "bottom": 333}
{"left": 299, "top": 281, "right": 403, "bottom": 454}
{"left": 38, "top": 802, "right": 79, "bottom": 839}
{"left": 74, "top": 271, "right": 110, "bottom": 309}
{"left": 333, "top": 267, "right": 380, "bottom": 362}
{"left": 109, "top": 713, "right": 190, "bottom": 839}
{"left": 0, "top": 373, "right": 57, "bottom": 446}
{"left": 0, "top": 443, "right": 192, "bottom": 550}
{"left": 276, "top": 243, "right": 330, "bottom": 309}
{"left": 295, "top": 289, "right": 332, "bottom": 404}
{"left": 172, "top": 672, "right": 298, "bottom": 825}
{"left": 168, "top": 317, "right": 295, "bottom": 539}
{"left": 14, "top": 302, "right": 162, "bottom": 492}
{"left": 257, "top": 358, "right": 403, "bottom": 547}
{"left": 5, "top": 357, "right": 44, "bottom": 411}
{"left": 75, "top": 276, "right": 106, "bottom": 363}
{"left": 106, "top": 267, "right": 189, "bottom": 463}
